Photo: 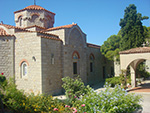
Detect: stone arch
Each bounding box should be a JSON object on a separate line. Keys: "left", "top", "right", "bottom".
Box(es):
{"left": 18, "top": 15, "right": 23, "bottom": 26}
{"left": 31, "top": 14, "right": 39, "bottom": 22}
{"left": 72, "top": 51, "right": 80, "bottom": 59}
{"left": 66, "top": 26, "right": 86, "bottom": 47}
{"left": 89, "top": 53, "right": 95, "bottom": 60}
{"left": 120, "top": 47, "right": 150, "bottom": 87}
{"left": 19, "top": 59, "right": 29, "bottom": 66}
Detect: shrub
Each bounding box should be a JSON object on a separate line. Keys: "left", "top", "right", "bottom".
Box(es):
{"left": 0, "top": 74, "right": 7, "bottom": 89}
{"left": 74, "top": 84, "right": 142, "bottom": 113}
{"left": 105, "top": 76, "right": 121, "bottom": 87}
{"left": 62, "top": 76, "right": 91, "bottom": 105}
{"left": 105, "top": 70, "right": 131, "bottom": 88}
{"left": 2, "top": 77, "right": 27, "bottom": 112}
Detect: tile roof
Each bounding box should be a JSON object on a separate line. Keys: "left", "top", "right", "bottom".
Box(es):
{"left": 40, "top": 36, "right": 62, "bottom": 41}
{"left": 119, "top": 47, "right": 150, "bottom": 54}
{"left": 45, "top": 23, "right": 77, "bottom": 31}
{"left": 0, "top": 28, "right": 13, "bottom": 36}
{"left": 0, "top": 23, "right": 16, "bottom": 29}
{"left": 0, "top": 24, "right": 59, "bottom": 39}
{"left": 87, "top": 43, "right": 101, "bottom": 49}
{"left": 24, "top": 25, "right": 46, "bottom": 30}
{"left": 37, "top": 31, "right": 59, "bottom": 38}
{"left": 14, "top": 5, "right": 55, "bottom": 15}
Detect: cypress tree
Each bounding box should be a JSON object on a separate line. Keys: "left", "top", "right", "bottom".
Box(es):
{"left": 119, "top": 4, "right": 149, "bottom": 50}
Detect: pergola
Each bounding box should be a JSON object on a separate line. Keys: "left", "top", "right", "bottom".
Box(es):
{"left": 120, "top": 47, "right": 150, "bottom": 87}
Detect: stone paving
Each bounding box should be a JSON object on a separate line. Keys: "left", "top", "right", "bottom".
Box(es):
{"left": 128, "top": 80, "right": 150, "bottom": 113}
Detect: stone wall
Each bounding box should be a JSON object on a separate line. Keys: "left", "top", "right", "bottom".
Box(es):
{"left": 0, "top": 36, "right": 15, "bottom": 78}
{"left": 86, "top": 47, "right": 102, "bottom": 85}
{"left": 41, "top": 38, "right": 63, "bottom": 95}
{"left": 15, "top": 32, "right": 42, "bottom": 94}
{"left": 15, "top": 10, "right": 55, "bottom": 28}
{"left": 63, "top": 27, "right": 87, "bottom": 83}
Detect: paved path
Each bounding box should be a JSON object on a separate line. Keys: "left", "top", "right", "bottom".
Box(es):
{"left": 128, "top": 80, "right": 150, "bottom": 113}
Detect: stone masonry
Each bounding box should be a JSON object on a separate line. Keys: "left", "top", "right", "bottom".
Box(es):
{"left": 0, "top": 5, "right": 114, "bottom": 95}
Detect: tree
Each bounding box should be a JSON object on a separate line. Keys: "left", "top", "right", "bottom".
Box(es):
{"left": 119, "top": 4, "right": 149, "bottom": 51}
{"left": 100, "top": 35, "right": 121, "bottom": 61}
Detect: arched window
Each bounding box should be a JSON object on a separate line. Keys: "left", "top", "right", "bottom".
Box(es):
{"left": 18, "top": 16, "right": 23, "bottom": 27}
{"left": 72, "top": 51, "right": 80, "bottom": 59}
{"left": 32, "top": 14, "right": 39, "bottom": 22}
{"left": 21, "top": 61, "right": 28, "bottom": 77}
{"left": 72, "top": 51, "right": 80, "bottom": 75}
{"left": 73, "top": 53, "right": 79, "bottom": 59}
{"left": 89, "top": 54, "right": 95, "bottom": 72}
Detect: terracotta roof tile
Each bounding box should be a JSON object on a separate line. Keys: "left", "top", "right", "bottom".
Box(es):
{"left": 119, "top": 47, "right": 150, "bottom": 54}
{"left": 0, "top": 23, "right": 16, "bottom": 29}
{"left": 0, "top": 28, "right": 13, "bottom": 36}
{"left": 40, "top": 36, "right": 62, "bottom": 41}
{"left": 87, "top": 43, "right": 100, "bottom": 49}
{"left": 14, "top": 5, "right": 55, "bottom": 15}
{"left": 24, "top": 25, "right": 46, "bottom": 30}
{"left": 45, "top": 23, "right": 77, "bottom": 31}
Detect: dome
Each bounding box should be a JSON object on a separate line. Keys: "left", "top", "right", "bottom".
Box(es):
{"left": 24, "top": 5, "right": 46, "bottom": 10}
{"left": 14, "top": 5, "right": 55, "bottom": 15}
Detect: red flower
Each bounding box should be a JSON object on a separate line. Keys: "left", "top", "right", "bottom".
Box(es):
{"left": 1, "top": 73, "right": 4, "bottom": 75}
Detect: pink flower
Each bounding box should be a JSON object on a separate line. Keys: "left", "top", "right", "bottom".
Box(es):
{"left": 65, "top": 105, "right": 68, "bottom": 108}
{"left": 53, "top": 108, "right": 58, "bottom": 111}
{"left": 68, "top": 105, "right": 70, "bottom": 108}
{"left": 81, "top": 104, "right": 85, "bottom": 107}
{"left": 72, "top": 108, "right": 77, "bottom": 113}
{"left": 1, "top": 73, "right": 4, "bottom": 75}
{"left": 74, "top": 96, "right": 77, "bottom": 98}
{"left": 73, "top": 108, "right": 77, "bottom": 111}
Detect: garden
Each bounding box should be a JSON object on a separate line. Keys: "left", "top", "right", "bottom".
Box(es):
{"left": 0, "top": 73, "right": 142, "bottom": 113}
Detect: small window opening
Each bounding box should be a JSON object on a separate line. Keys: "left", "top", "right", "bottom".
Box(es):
{"left": 73, "top": 62, "right": 77, "bottom": 74}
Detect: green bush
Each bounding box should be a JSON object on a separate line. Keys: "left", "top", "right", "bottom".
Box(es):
{"left": 1, "top": 77, "right": 68, "bottom": 112}
{"left": 105, "top": 70, "right": 131, "bottom": 88}
{"left": 0, "top": 75, "right": 7, "bottom": 89}
{"left": 105, "top": 76, "right": 121, "bottom": 87}
{"left": 62, "top": 76, "right": 91, "bottom": 105}
{"left": 74, "top": 84, "right": 142, "bottom": 113}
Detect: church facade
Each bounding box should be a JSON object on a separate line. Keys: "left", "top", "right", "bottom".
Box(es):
{"left": 0, "top": 5, "right": 113, "bottom": 95}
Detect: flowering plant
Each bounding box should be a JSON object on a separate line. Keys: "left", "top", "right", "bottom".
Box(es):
{"left": 62, "top": 76, "right": 91, "bottom": 105}
{"left": 74, "top": 83, "right": 142, "bottom": 113}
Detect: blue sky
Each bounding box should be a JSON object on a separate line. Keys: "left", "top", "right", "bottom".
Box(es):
{"left": 0, "top": 0, "right": 150, "bottom": 45}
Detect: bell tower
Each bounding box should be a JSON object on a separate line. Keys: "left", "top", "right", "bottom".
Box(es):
{"left": 14, "top": 5, "right": 55, "bottom": 29}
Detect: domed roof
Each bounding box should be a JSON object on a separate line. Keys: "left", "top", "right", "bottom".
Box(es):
{"left": 14, "top": 5, "right": 55, "bottom": 15}
{"left": 24, "top": 5, "right": 46, "bottom": 10}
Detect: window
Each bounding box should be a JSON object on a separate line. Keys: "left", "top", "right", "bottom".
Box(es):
{"left": 72, "top": 51, "right": 80, "bottom": 59}
{"left": 89, "top": 53, "right": 94, "bottom": 72}
{"left": 73, "top": 53, "right": 79, "bottom": 59}
{"left": 72, "top": 51, "right": 80, "bottom": 75}
{"left": 18, "top": 16, "right": 23, "bottom": 27}
{"left": 90, "top": 62, "right": 93, "bottom": 72}
{"left": 51, "top": 53, "right": 54, "bottom": 64}
{"left": 90, "top": 55, "right": 94, "bottom": 61}
{"left": 21, "top": 62, "right": 27, "bottom": 77}
{"left": 73, "top": 62, "right": 77, "bottom": 74}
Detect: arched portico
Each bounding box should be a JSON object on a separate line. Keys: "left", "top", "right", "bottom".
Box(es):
{"left": 120, "top": 47, "right": 150, "bottom": 87}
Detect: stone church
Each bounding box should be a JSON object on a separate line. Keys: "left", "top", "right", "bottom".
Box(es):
{"left": 0, "top": 5, "right": 113, "bottom": 95}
